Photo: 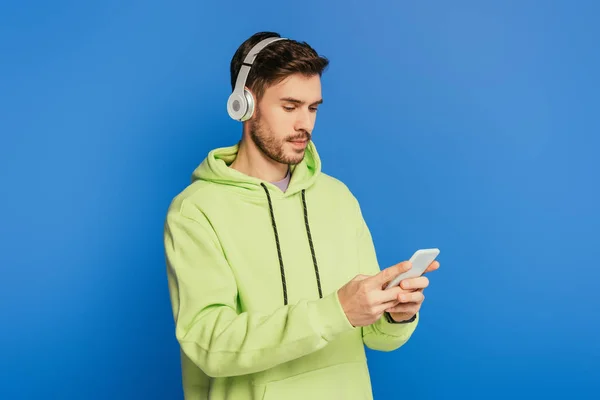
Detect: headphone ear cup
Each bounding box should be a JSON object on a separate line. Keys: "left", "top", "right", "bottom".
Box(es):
{"left": 241, "top": 89, "right": 255, "bottom": 121}
{"left": 227, "top": 91, "right": 248, "bottom": 121}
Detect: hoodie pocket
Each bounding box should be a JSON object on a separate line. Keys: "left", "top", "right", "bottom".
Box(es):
{"left": 259, "top": 362, "right": 372, "bottom": 400}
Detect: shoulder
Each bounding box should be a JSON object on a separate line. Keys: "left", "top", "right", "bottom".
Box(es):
{"left": 165, "top": 180, "right": 218, "bottom": 223}
{"left": 314, "top": 171, "right": 361, "bottom": 209}
{"left": 316, "top": 171, "right": 351, "bottom": 193}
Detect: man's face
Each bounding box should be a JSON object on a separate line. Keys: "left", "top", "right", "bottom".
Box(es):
{"left": 248, "top": 73, "right": 322, "bottom": 166}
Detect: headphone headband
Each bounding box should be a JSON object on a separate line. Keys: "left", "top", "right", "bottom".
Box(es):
{"left": 227, "top": 37, "right": 288, "bottom": 121}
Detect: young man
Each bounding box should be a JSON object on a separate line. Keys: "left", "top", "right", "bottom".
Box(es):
{"left": 164, "top": 32, "right": 439, "bottom": 400}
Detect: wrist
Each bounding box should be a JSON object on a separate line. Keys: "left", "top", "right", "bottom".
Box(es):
{"left": 385, "top": 311, "right": 417, "bottom": 324}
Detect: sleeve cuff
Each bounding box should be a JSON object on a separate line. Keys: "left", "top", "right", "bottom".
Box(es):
{"left": 375, "top": 312, "right": 419, "bottom": 337}
{"left": 309, "top": 290, "right": 356, "bottom": 341}
{"left": 384, "top": 312, "right": 417, "bottom": 324}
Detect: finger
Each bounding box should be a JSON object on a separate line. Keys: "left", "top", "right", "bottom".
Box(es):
{"left": 375, "top": 298, "right": 401, "bottom": 314}
{"left": 378, "top": 286, "right": 418, "bottom": 304}
{"left": 373, "top": 285, "right": 406, "bottom": 303}
{"left": 423, "top": 261, "right": 440, "bottom": 275}
{"left": 397, "top": 291, "right": 425, "bottom": 304}
{"left": 367, "top": 261, "right": 412, "bottom": 288}
{"left": 385, "top": 304, "right": 421, "bottom": 314}
{"left": 400, "top": 276, "right": 429, "bottom": 290}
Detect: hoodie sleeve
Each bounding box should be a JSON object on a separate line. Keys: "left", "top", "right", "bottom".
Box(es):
{"left": 351, "top": 196, "right": 420, "bottom": 352}
{"left": 163, "top": 201, "right": 356, "bottom": 378}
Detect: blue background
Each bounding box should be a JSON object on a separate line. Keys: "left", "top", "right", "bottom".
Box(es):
{"left": 1, "top": 1, "right": 598, "bottom": 398}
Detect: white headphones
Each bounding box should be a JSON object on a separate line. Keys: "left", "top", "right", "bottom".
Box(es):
{"left": 227, "top": 36, "right": 288, "bottom": 121}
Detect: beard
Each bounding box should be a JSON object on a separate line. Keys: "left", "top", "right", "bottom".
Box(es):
{"left": 249, "top": 112, "right": 311, "bottom": 166}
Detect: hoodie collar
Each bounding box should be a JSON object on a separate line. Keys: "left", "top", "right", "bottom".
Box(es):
{"left": 191, "top": 140, "right": 321, "bottom": 198}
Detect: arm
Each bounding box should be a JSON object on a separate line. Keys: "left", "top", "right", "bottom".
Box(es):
{"left": 164, "top": 201, "right": 355, "bottom": 378}
{"left": 351, "top": 197, "right": 419, "bottom": 352}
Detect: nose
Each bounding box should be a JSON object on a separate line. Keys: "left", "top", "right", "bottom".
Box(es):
{"left": 294, "top": 108, "right": 314, "bottom": 133}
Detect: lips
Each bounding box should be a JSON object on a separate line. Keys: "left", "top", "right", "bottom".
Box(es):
{"left": 289, "top": 135, "right": 310, "bottom": 143}
{"left": 289, "top": 139, "right": 308, "bottom": 146}
{"left": 289, "top": 139, "right": 308, "bottom": 150}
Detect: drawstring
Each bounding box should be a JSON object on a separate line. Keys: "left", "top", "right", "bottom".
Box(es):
{"left": 302, "top": 190, "right": 323, "bottom": 299}
{"left": 260, "top": 183, "right": 323, "bottom": 306}
{"left": 261, "top": 183, "right": 288, "bottom": 306}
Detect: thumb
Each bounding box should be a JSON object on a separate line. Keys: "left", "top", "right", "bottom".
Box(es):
{"left": 370, "top": 261, "right": 412, "bottom": 288}
{"left": 353, "top": 274, "right": 370, "bottom": 282}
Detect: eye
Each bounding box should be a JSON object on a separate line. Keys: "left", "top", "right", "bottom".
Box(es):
{"left": 310, "top": 107, "right": 318, "bottom": 113}
{"left": 283, "top": 106, "right": 295, "bottom": 112}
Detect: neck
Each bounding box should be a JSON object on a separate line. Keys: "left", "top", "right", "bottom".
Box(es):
{"left": 230, "top": 137, "right": 289, "bottom": 182}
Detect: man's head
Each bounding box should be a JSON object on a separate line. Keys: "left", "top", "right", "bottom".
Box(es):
{"left": 230, "top": 32, "right": 329, "bottom": 165}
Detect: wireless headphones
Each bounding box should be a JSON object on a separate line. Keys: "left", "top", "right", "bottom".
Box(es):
{"left": 227, "top": 36, "right": 288, "bottom": 121}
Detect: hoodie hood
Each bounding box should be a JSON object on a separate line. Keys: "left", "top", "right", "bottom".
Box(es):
{"left": 191, "top": 140, "right": 321, "bottom": 197}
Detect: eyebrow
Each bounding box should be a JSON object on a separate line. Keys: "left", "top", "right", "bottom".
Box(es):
{"left": 280, "top": 97, "right": 323, "bottom": 106}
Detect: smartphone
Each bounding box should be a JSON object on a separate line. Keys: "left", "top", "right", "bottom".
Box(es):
{"left": 384, "top": 248, "right": 440, "bottom": 290}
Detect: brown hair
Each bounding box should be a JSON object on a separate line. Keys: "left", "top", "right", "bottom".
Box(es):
{"left": 230, "top": 31, "right": 329, "bottom": 102}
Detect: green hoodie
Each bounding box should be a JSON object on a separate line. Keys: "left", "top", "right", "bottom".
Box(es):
{"left": 164, "top": 140, "right": 419, "bottom": 400}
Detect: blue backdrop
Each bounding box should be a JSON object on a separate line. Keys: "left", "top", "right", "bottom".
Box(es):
{"left": 1, "top": 1, "right": 598, "bottom": 399}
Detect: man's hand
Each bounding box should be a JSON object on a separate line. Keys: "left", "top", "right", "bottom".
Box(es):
{"left": 385, "top": 260, "right": 440, "bottom": 322}
{"left": 337, "top": 262, "right": 414, "bottom": 327}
